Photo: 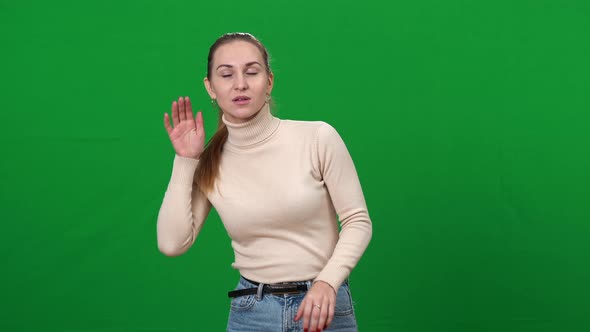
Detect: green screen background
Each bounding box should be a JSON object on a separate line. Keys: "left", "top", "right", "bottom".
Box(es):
{"left": 1, "top": 0, "right": 589, "bottom": 331}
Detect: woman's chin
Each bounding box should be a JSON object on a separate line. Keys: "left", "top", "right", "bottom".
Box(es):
{"left": 224, "top": 109, "right": 259, "bottom": 123}
{"left": 223, "top": 103, "right": 266, "bottom": 123}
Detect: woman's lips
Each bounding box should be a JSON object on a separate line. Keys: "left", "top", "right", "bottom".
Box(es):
{"left": 233, "top": 97, "right": 251, "bottom": 105}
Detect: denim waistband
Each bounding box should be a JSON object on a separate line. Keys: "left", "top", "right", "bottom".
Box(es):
{"left": 238, "top": 275, "right": 350, "bottom": 288}
{"left": 240, "top": 275, "right": 313, "bottom": 287}
{"left": 238, "top": 275, "right": 314, "bottom": 301}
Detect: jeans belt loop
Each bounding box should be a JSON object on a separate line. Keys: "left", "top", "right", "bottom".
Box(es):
{"left": 255, "top": 282, "right": 265, "bottom": 301}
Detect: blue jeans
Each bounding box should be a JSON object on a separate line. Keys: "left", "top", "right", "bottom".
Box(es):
{"left": 227, "top": 276, "right": 358, "bottom": 332}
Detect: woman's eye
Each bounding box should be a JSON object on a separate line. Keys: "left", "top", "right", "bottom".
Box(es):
{"left": 246, "top": 72, "right": 258, "bottom": 75}
{"left": 222, "top": 74, "right": 232, "bottom": 78}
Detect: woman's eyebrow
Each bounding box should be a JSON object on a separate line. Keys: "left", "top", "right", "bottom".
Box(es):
{"left": 216, "top": 61, "right": 262, "bottom": 70}
{"left": 244, "top": 61, "right": 262, "bottom": 67}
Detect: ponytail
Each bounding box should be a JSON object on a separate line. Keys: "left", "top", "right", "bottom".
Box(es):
{"left": 194, "top": 110, "right": 228, "bottom": 194}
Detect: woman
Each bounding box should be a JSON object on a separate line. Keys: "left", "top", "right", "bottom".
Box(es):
{"left": 157, "top": 32, "right": 372, "bottom": 332}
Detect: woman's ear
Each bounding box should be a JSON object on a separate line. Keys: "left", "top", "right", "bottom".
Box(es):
{"left": 267, "top": 71, "right": 274, "bottom": 95}
{"left": 204, "top": 77, "right": 216, "bottom": 99}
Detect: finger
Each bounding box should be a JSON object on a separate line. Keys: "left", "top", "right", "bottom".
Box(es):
{"left": 185, "top": 96, "right": 195, "bottom": 129}
{"left": 163, "top": 113, "right": 172, "bottom": 135}
{"left": 178, "top": 96, "right": 186, "bottom": 121}
{"left": 317, "top": 299, "right": 329, "bottom": 332}
{"left": 310, "top": 303, "right": 321, "bottom": 332}
{"left": 196, "top": 111, "right": 205, "bottom": 137}
{"left": 302, "top": 302, "right": 313, "bottom": 332}
{"left": 171, "top": 101, "right": 179, "bottom": 127}
{"left": 184, "top": 97, "right": 196, "bottom": 129}
{"left": 326, "top": 299, "right": 335, "bottom": 329}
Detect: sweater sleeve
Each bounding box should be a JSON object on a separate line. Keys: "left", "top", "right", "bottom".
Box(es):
{"left": 156, "top": 154, "right": 213, "bottom": 256}
{"left": 312, "top": 123, "right": 373, "bottom": 292}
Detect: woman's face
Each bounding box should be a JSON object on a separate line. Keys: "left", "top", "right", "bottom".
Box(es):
{"left": 204, "top": 40, "right": 274, "bottom": 123}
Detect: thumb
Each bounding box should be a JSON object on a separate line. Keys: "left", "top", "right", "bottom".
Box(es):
{"left": 294, "top": 300, "right": 304, "bottom": 321}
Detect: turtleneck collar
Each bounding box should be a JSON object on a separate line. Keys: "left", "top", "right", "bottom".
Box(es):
{"left": 222, "top": 103, "right": 281, "bottom": 148}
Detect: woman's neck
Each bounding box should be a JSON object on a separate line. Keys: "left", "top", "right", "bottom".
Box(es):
{"left": 222, "top": 103, "right": 280, "bottom": 148}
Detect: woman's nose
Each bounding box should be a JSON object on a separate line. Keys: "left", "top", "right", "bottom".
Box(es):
{"left": 234, "top": 73, "right": 248, "bottom": 90}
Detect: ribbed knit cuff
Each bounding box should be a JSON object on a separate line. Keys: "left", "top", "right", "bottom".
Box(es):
{"left": 168, "top": 154, "right": 199, "bottom": 188}
{"left": 313, "top": 266, "right": 350, "bottom": 294}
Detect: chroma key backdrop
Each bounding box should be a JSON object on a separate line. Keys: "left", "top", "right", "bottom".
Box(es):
{"left": 1, "top": 1, "right": 589, "bottom": 331}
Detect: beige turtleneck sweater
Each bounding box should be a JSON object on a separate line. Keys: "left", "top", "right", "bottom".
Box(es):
{"left": 156, "top": 104, "right": 372, "bottom": 292}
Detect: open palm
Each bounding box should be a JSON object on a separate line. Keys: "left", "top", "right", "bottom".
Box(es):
{"left": 164, "top": 96, "right": 205, "bottom": 159}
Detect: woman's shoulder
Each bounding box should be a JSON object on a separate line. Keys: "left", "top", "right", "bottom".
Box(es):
{"left": 279, "top": 118, "right": 335, "bottom": 135}
{"left": 279, "top": 119, "right": 343, "bottom": 145}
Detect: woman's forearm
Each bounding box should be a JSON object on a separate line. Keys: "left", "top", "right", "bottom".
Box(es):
{"left": 156, "top": 154, "right": 212, "bottom": 256}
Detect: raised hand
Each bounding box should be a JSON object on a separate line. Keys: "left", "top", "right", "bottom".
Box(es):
{"left": 163, "top": 96, "right": 205, "bottom": 159}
